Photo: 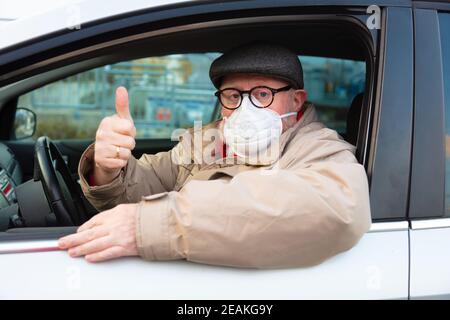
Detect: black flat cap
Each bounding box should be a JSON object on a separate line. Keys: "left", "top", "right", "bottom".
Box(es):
{"left": 209, "top": 42, "right": 303, "bottom": 89}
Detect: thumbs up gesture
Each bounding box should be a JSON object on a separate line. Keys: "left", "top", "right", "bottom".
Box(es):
{"left": 92, "top": 87, "right": 136, "bottom": 185}
{"left": 115, "top": 86, "right": 134, "bottom": 121}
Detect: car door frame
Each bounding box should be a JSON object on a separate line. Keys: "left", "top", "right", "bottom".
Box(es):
{"left": 0, "top": 0, "right": 414, "bottom": 299}
{"left": 408, "top": 2, "right": 450, "bottom": 299}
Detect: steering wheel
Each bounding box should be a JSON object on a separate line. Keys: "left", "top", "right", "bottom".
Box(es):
{"left": 34, "top": 136, "right": 87, "bottom": 226}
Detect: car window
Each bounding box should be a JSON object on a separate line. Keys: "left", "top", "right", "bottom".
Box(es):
{"left": 17, "top": 54, "right": 220, "bottom": 140}
{"left": 441, "top": 13, "right": 450, "bottom": 216}
{"left": 16, "top": 54, "right": 365, "bottom": 140}
{"left": 300, "top": 56, "right": 365, "bottom": 134}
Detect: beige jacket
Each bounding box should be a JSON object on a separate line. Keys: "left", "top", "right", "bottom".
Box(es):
{"left": 78, "top": 104, "right": 371, "bottom": 268}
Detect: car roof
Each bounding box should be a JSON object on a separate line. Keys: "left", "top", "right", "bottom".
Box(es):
{"left": 0, "top": 0, "right": 193, "bottom": 51}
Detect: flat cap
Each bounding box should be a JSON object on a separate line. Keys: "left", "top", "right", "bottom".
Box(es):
{"left": 209, "top": 42, "right": 303, "bottom": 89}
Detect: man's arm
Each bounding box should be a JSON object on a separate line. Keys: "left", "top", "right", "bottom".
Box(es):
{"left": 63, "top": 124, "right": 371, "bottom": 266}
{"left": 77, "top": 86, "right": 181, "bottom": 211}
{"left": 136, "top": 149, "right": 371, "bottom": 268}
{"left": 78, "top": 143, "right": 180, "bottom": 212}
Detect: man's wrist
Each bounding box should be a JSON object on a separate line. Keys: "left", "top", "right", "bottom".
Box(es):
{"left": 92, "top": 165, "right": 122, "bottom": 186}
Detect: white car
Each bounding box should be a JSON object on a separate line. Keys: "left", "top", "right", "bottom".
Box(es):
{"left": 0, "top": 0, "right": 449, "bottom": 299}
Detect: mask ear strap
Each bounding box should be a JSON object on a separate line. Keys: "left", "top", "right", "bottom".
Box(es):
{"left": 280, "top": 112, "right": 298, "bottom": 119}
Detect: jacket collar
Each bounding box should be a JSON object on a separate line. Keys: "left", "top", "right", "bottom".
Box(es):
{"left": 179, "top": 102, "right": 320, "bottom": 168}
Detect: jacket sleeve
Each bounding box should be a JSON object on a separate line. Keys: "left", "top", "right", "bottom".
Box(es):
{"left": 135, "top": 149, "right": 372, "bottom": 268}
{"left": 78, "top": 143, "right": 180, "bottom": 212}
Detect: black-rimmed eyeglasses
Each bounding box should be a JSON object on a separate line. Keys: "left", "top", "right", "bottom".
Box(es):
{"left": 214, "top": 85, "right": 292, "bottom": 110}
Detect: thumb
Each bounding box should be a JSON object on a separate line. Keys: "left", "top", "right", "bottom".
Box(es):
{"left": 115, "top": 86, "right": 133, "bottom": 121}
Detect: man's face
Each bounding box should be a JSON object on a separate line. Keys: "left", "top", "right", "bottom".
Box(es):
{"left": 219, "top": 74, "right": 307, "bottom": 131}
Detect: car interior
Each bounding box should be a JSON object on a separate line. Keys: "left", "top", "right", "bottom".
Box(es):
{"left": 0, "top": 16, "right": 374, "bottom": 236}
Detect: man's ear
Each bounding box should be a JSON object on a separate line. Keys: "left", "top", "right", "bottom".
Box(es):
{"left": 293, "top": 89, "right": 308, "bottom": 112}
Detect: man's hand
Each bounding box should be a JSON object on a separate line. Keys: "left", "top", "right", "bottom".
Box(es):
{"left": 93, "top": 86, "right": 136, "bottom": 185}
{"left": 58, "top": 203, "right": 139, "bottom": 262}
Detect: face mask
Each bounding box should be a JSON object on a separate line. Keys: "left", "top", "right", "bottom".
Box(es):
{"left": 223, "top": 95, "right": 297, "bottom": 163}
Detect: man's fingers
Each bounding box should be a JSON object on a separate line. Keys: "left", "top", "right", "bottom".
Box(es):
{"left": 115, "top": 87, "right": 133, "bottom": 122}
{"left": 112, "top": 119, "right": 136, "bottom": 137}
{"left": 96, "top": 129, "right": 136, "bottom": 150}
{"left": 109, "top": 144, "right": 132, "bottom": 161}
{"left": 58, "top": 226, "right": 108, "bottom": 249}
{"left": 98, "top": 116, "right": 135, "bottom": 137}
{"left": 68, "top": 235, "right": 112, "bottom": 258}
{"left": 95, "top": 144, "right": 131, "bottom": 162}
{"left": 85, "top": 246, "right": 125, "bottom": 263}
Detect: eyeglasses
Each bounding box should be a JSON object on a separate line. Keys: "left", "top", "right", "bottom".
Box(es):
{"left": 214, "top": 85, "right": 292, "bottom": 110}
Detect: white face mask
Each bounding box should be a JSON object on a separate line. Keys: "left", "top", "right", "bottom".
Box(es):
{"left": 223, "top": 95, "right": 297, "bottom": 163}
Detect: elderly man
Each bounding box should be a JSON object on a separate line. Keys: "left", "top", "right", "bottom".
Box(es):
{"left": 58, "top": 42, "right": 371, "bottom": 268}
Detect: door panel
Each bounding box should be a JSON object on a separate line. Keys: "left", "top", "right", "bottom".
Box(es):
{"left": 5, "top": 139, "right": 94, "bottom": 180}
{"left": 3, "top": 140, "right": 37, "bottom": 181}
{"left": 408, "top": 9, "right": 450, "bottom": 299}
{"left": 409, "top": 221, "right": 450, "bottom": 299}
{"left": 0, "top": 223, "right": 409, "bottom": 299}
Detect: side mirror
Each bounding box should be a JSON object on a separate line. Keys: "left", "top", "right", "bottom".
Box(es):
{"left": 14, "top": 108, "right": 36, "bottom": 140}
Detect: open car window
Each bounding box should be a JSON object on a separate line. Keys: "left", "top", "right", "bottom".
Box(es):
{"left": 17, "top": 54, "right": 220, "bottom": 140}
{"left": 301, "top": 56, "right": 365, "bottom": 135}
{"left": 16, "top": 54, "right": 365, "bottom": 141}
{"left": 0, "top": 9, "right": 380, "bottom": 234}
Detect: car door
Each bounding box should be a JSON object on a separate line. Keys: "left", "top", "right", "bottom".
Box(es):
{"left": 408, "top": 3, "right": 450, "bottom": 299}
{"left": 0, "top": 1, "right": 412, "bottom": 299}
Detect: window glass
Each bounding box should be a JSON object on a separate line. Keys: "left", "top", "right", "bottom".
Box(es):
{"left": 439, "top": 14, "right": 450, "bottom": 215}
{"left": 301, "top": 56, "right": 365, "bottom": 133}
{"left": 17, "top": 54, "right": 220, "bottom": 140}
{"left": 17, "top": 54, "right": 365, "bottom": 140}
